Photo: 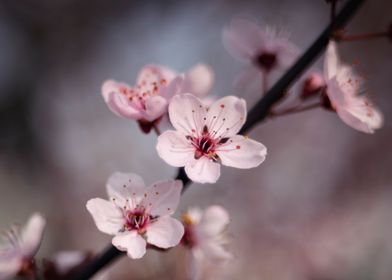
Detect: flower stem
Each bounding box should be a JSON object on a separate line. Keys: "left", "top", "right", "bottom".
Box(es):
{"left": 152, "top": 123, "right": 161, "bottom": 136}
{"left": 270, "top": 102, "right": 322, "bottom": 117}
{"left": 336, "top": 31, "right": 388, "bottom": 42}
{"left": 72, "top": 0, "right": 366, "bottom": 278}
{"left": 262, "top": 70, "right": 269, "bottom": 96}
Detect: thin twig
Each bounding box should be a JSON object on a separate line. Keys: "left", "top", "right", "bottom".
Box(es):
{"left": 337, "top": 31, "right": 388, "bottom": 42}
{"left": 270, "top": 102, "right": 322, "bottom": 117}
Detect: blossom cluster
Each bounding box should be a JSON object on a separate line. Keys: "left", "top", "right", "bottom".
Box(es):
{"left": 0, "top": 11, "right": 385, "bottom": 280}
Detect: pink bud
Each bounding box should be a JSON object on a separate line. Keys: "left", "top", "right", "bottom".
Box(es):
{"left": 300, "top": 73, "right": 326, "bottom": 100}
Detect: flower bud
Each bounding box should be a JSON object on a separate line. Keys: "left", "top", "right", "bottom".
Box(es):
{"left": 300, "top": 73, "right": 326, "bottom": 100}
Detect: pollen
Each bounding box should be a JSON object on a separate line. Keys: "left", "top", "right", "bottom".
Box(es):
{"left": 236, "top": 145, "right": 241, "bottom": 149}
{"left": 220, "top": 104, "right": 225, "bottom": 108}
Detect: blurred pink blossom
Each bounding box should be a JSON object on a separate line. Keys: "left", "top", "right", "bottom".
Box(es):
{"left": 182, "top": 205, "right": 232, "bottom": 278}
{"left": 222, "top": 17, "right": 298, "bottom": 90}
{"left": 86, "top": 172, "right": 184, "bottom": 259}
{"left": 156, "top": 94, "right": 267, "bottom": 184}
{"left": 0, "top": 213, "right": 46, "bottom": 279}
{"left": 323, "top": 41, "right": 383, "bottom": 133}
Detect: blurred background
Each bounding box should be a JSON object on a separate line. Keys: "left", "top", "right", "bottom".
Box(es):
{"left": 0, "top": 0, "right": 391, "bottom": 279}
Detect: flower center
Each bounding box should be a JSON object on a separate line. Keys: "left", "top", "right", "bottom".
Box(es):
{"left": 124, "top": 210, "right": 150, "bottom": 232}
{"left": 255, "top": 51, "right": 277, "bottom": 72}
{"left": 118, "top": 69, "right": 167, "bottom": 111}
{"left": 187, "top": 125, "right": 221, "bottom": 162}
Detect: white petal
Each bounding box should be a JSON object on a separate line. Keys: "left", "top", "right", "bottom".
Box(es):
{"left": 146, "top": 216, "right": 184, "bottom": 249}
{"left": 337, "top": 98, "right": 383, "bottom": 134}
{"left": 324, "top": 41, "right": 339, "bottom": 80}
{"left": 0, "top": 255, "right": 21, "bottom": 280}
{"left": 216, "top": 135, "right": 267, "bottom": 169}
{"left": 156, "top": 130, "right": 194, "bottom": 167}
{"left": 199, "top": 206, "right": 230, "bottom": 237}
{"left": 137, "top": 64, "right": 176, "bottom": 85}
{"left": 142, "top": 180, "right": 182, "bottom": 216}
{"left": 206, "top": 96, "right": 246, "bottom": 138}
{"left": 106, "top": 172, "right": 146, "bottom": 209}
{"left": 141, "top": 95, "right": 168, "bottom": 122}
{"left": 168, "top": 94, "right": 207, "bottom": 135}
{"left": 20, "top": 213, "right": 46, "bottom": 257}
{"left": 160, "top": 75, "right": 185, "bottom": 100}
{"left": 101, "top": 80, "right": 142, "bottom": 120}
{"left": 50, "top": 251, "right": 88, "bottom": 274}
{"left": 198, "top": 241, "right": 233, "bottom": 263}
{"left": 86, "top": 198, "right": 124, "bottom": 235}
{"left": 185, "top": 158, "right": 221, "bottom": 184}
{"left": 182, "top": 64, "right": 214, "bottom": 98}
{"left": 222, "top": 18, "right": 264, "bottom": 61}
{"left": 112, "top": 232, "right": 146, "bottom": 259}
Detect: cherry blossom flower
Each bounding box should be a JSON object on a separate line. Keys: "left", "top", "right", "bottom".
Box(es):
{"left": 323, "top": 41, "right": 383, "bottom": 133}
{"left": 181, "top": 206, "right": 232, "bottom": 279}
{"left": 0, "top": 213, "right": 46, "bottom": 280}
{"left": 86, "top": 172, "right": 184, "bottom": 259}
{"left": 222, "top": 17, "right": 298, "bottom": 86}
{"left": 156, "top": 93, "right": 267, "bottom": 184}
{"left": 102, "top": 64, "right": 214, "bottom": 133}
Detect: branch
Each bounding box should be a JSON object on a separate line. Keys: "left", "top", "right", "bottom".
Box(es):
{"left": 72, "top": 0, "right": 365, "bottom": 279}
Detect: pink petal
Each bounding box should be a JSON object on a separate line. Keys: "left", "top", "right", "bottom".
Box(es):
{"left": 146, "top": 216, "right": 184, "bottom": 249}
{"left": 198, "top": 241, "right": 233, "bottom": 263}
{"left": 222, "top": 18, "right": 265, "bottom": 62}
{"left": 274, "top": 39, "right": 299, "bottom": 69}
{"left": 181, "top": 64, "right": 214, "bottom": 98}
{"left": 168, "top": 94, "right": 207, "bottom": 135}
{"left": 199, "top": 206, "right": 230, "bottom": 237}
{"left": 337, "top": 97, "right": 383, "bottom": 134}
{"left": 159, "top": 75, "right": 185, "bottom": 100}
{"left": 140, "top": 95, "right": 168, "bottom": 122}
{"left": 101, "top": 80, "right": 142, "bottom": 120}
{"left": 142, "top": 180, "right": 182, "bottom": 216}
{"left": 324, "top": 41, "right": 339, "bottom": 80}
{"left": 50, "top": 251, "right": 88, "bottom": 274}
{"left": 112, "top": 232, "right": 146, "bottom": 259}
{"left": 206, "top": 96, "right": 246, "bottom": 138}
{"left": 86, "top": 198, "right": 124, "bottom": 235}
{"left": 106, "top": 172, "right": 146, "bottom": 208}
{"left": 137, "top": 64, "right": 176, "bottom": 85}
{"left": 216, "top": 135, "right": 267, "bottom": 169}
{"left": 184, "top": 158, "right": 221, "bottom": 184}
{"left": 0, "top": 256, "right": 21, "bottom": 280}
{"left": 20, "top": 213, "right": 46, "bottom": 257}
{"left": 156, "top": 130, "right": 194, "bottom": 167}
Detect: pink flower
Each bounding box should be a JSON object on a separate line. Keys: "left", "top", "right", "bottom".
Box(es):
{"left": 86, "top": 172, "right": 184, "bottom": 259}
{"left": 223, "top": 18, "right": 298, "bottom": 73}
{"left": 156, "top": 94, "right": 267, "bottom": 184}
{"left": 182, "top": 205, "right": 232, "bottom": 262}
{"left": 0, "top": 213, "right": 46, "bottom": 280}
{"left": 102, "top": 64, "right": 214, "bottom": 133}
{"left": 182, "top": 206, "right": 232, "bottom": 279}
{"left": 323, "top": 41, "right": 383, "bottom": 134}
